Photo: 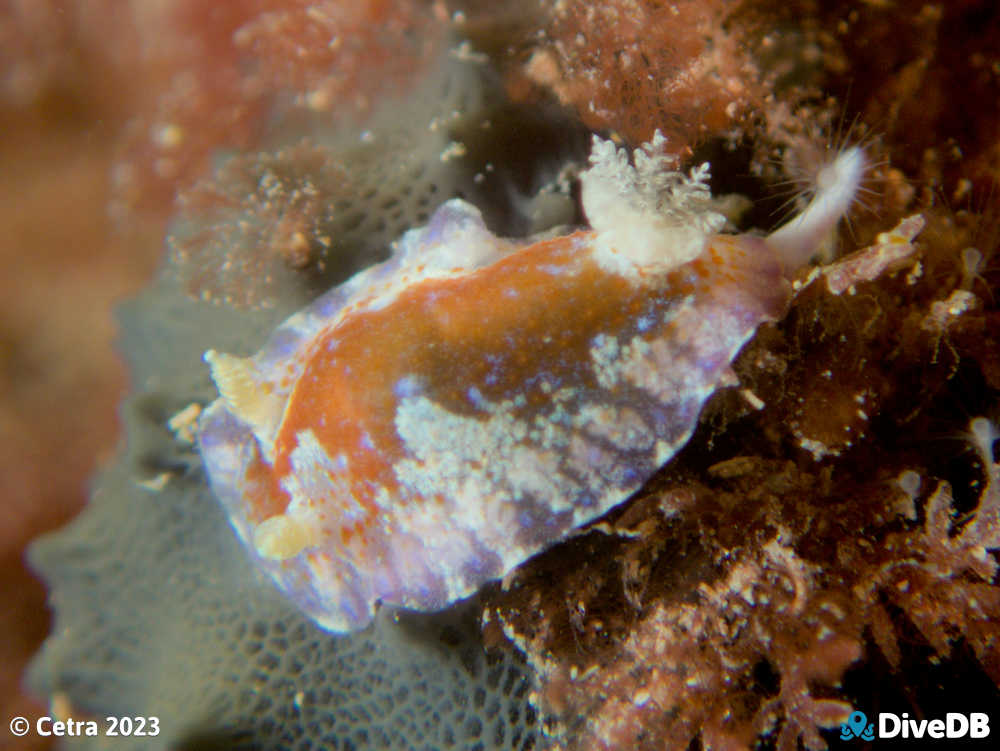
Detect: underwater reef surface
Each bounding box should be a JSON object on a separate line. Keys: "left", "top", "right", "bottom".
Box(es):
{"left": 8, "top": 1, "right": 1000, "bottom": 750}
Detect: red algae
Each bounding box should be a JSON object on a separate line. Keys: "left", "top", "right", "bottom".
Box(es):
{"left": 505, "top": 0, "right": 764, "bottom": 154}
{"left": 113, "top": 0, "right": 446, "bottom": 218}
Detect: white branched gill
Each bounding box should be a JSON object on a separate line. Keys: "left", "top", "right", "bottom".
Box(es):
{"left": 581, "top": 131, "right": 725, "bottom": 276}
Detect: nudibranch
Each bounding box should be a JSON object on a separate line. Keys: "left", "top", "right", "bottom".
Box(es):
{"left": 198, "top": 134, "right": 865, "bottom": 632}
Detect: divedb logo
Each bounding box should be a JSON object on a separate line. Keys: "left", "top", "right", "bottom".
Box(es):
{"left": 839, "top": 708, "right": 991, "bottom": 742}
{"left": 840, "top": 711, "right": 875, "bottom": 741}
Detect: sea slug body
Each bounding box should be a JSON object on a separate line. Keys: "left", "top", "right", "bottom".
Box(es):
{"left": 198, "top": 136, "right": 866, "bottom": 632}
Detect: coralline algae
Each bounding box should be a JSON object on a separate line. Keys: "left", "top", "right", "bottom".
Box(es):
{"left": 199, "top": 135, "right": 866, "bottom": 632}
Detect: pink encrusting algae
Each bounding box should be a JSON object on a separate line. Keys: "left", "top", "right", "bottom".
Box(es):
{"left": 197, "top": 135, "right": 868, "bottom": 633}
